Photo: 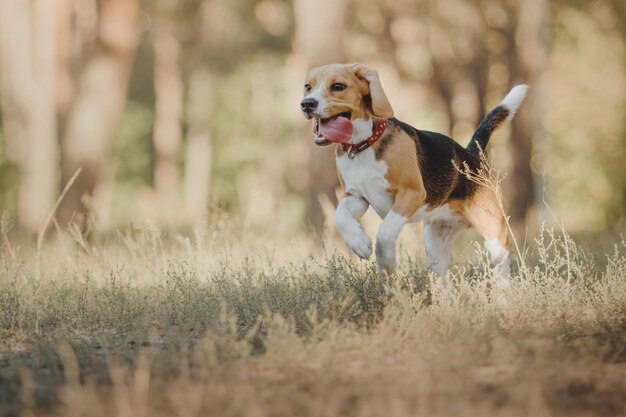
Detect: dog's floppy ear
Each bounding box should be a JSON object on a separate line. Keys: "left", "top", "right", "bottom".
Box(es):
{"left": 350, "top": 64, "right": 394, "bottom": 118}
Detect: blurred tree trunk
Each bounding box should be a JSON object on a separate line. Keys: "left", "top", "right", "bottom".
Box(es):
{"left": 55, "top": 0, "right": 73, "bottom": 134}
{"left": 424, "top": 1, "right": 488, "bottom": 136}
{"left": 58, "top": 0, "right": 141, "bottom": 228}
{"left": 241, "top": 56, "right": 286, "bottom": 230}
{"left": 293, "top": 0, "right": 347, "bottom": 233}
{"left": 505, "top": 0, "right": 549, "bottom": 226}
{"left": 607, "top": 0, "right": 626, "bottom": 222}
{"left": 0, "top": 0, "right": 59, "bottom": 234}
{"left": 152, "top": 16, "right": 183, "bottom": 225}
{"left": 183, "top": 68, "right": 213, "bottom": 223}
{"left": 181, "top": 0, "right": 215, "bottom": 225}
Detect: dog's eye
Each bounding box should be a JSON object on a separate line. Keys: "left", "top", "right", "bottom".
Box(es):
{"left": 331, "top": 83, "right": 347, "bottom": 92}
{"left": 304, "top": 84, "right": 311, "bottom": 93}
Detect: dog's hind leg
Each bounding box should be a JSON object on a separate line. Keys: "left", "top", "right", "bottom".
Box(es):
{"left": 423, "top": 220, "right": 463, "bottom": 277}
{"left": 463, "top": 191, "right": 511, "bottom": 281}
{"left": 469, "top": 207, "right": 511, "bottom": 305}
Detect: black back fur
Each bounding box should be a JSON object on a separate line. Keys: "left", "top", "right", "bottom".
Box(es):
{"left": 388, "top": 118, "right": 481, "bottom": 207}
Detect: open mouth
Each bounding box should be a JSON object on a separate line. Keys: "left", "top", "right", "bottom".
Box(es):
{"left": 313, "top": 112, "right": 352, "bottom": 146}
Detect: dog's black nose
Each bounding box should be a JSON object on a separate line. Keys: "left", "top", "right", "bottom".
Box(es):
{"left": 300, "top": 98, "right": 318, "bottom": 113}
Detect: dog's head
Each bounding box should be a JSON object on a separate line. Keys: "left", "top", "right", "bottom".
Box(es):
{"left": 301, "top": 64, "right": 394, "bottom": 146}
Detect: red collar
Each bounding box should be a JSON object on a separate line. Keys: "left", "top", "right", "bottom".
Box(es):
{"left": 342, "top": 119, "right": 389, "bottom": 159}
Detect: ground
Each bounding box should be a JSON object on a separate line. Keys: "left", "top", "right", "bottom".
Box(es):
{"left": 0, "top": 225, "right": 625, "bottom": 417}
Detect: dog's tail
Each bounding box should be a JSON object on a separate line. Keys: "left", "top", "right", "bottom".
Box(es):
{"left": 466, "top": 84, "right": 529, "bottom": 154}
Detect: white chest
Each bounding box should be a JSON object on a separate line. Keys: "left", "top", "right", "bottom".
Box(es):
{"left": 337, "top": 148, "right": 394, "bottom": 218}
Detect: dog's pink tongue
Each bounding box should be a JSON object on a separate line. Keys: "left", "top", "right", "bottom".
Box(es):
{"left": 319, "top": 117, "right": 353, "bottom": 143}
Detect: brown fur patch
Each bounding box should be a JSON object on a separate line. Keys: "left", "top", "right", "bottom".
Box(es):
{"left": 457, "top": 188, "right": 508, "bottom": 246}
{"left": 372, "top": 126, "right": 427, "bottom": 217}
{"left": 374, "top": 131, "right": 394, "bottom": 159}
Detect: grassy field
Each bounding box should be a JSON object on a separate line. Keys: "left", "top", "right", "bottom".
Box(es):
{"left": 0, "top": 218, "right": 625, "bottom": 417}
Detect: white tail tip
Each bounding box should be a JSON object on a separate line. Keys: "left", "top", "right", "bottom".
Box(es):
{"left": 500, "top": 84, "right": 529, "bottom": 118}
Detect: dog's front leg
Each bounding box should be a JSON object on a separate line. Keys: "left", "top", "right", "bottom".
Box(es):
{"left": 376, "top": 211, "right": 407, "bottom": 274}
{"left": 336, "top": 194, "right": 372, "bottom": 259}
{"left": 376, "top": 190, "right": 425, "bottom": 274}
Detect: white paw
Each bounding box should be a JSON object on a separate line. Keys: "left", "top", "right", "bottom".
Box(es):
{"left": 345, "top": 232, "right": 372, "bottom": 259}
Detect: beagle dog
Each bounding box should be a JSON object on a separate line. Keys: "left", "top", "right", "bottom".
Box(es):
{"left": 301, "top": 63, "right": 528, "bottom": 279}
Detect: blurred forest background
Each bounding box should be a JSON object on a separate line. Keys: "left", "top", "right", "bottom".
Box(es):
{"left": 0, "top": 0, "right": 624, "bottom": 240}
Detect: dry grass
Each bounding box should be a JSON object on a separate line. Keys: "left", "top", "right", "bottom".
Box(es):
{"left": 0, "top": 215, "right": 625, "bottom": 417}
